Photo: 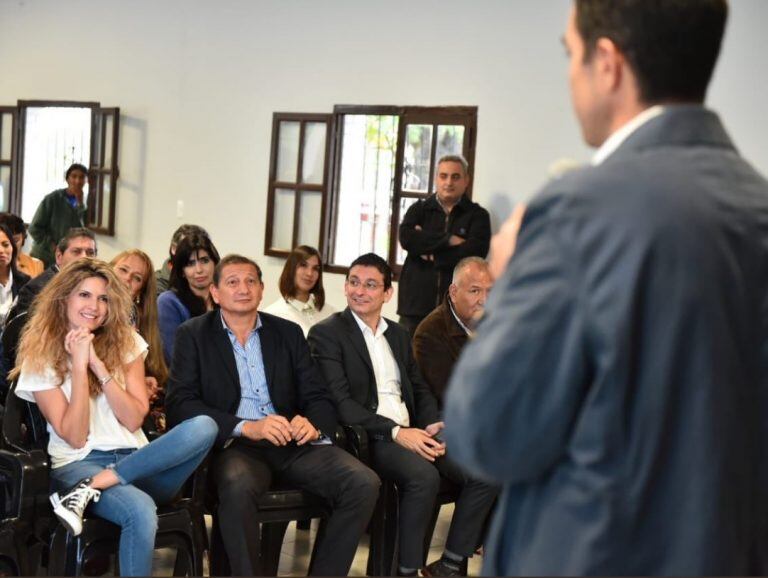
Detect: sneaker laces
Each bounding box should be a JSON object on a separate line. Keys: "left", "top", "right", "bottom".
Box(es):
{"left": 62, "top": 484, "right": 101, "bottom": 517}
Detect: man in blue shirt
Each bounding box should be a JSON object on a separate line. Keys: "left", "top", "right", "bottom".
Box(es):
{"left": 166, "top": 254, "right": 379, "bottom": 576}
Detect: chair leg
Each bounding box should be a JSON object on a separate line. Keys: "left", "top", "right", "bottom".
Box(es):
{"left": 209, "top": 515, "right": 231, "bottom": 576}
{"left": 367, "top": 482, "right": 398, "bottom": 576}
{"left": 261, "top": 521, "right": 290, "bottom": 576}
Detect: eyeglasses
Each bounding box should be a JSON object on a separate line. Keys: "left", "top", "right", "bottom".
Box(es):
{"left": 346, "top": 278, "right": 385, "bottom": 291}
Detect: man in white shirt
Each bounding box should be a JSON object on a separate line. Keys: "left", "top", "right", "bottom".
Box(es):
{"left": 310, "top": 253, "right": 477, "bottom": 576}
{"left": 445, "top": 0, "right": 768, "bottom": 575}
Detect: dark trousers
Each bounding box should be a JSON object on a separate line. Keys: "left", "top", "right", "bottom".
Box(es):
{"left": 435, "top": 455, "right": 498, "bottom": 557}
{"left": 211, "top": 441, "right": 380, "bottom": 576}
{"left": 371, "top": 442, "right": 498, "bottom": 568}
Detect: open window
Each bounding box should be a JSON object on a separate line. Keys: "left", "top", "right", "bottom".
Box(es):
{"left": 1, "top": 100, "right": 120, "bottom": 235}
{"left": 264, "top": 105, "right": 477, "bottom": 274}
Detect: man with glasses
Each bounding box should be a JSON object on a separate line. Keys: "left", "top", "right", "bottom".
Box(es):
{"left": 309, "top": 253, "right": 485, "bottom": 576}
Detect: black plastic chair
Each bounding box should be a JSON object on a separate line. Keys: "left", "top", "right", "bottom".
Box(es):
{"left": 1, "top": 380, "right": 208, "bottom": 576}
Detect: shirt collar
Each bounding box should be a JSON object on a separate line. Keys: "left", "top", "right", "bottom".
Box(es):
{"left": 286, "top": 294, "right": 316, "bottom": 313}
{"left": 220, "top": 310, "right": 262, "bottom": 338}
{"left": 447, "top": 298, "right": 472, "bottom": 336}
{"left": 350, "top": 309, "right": 387, "bottom": 337}
{"left": 592, "top": 105, "right": 666, "bottom": 166}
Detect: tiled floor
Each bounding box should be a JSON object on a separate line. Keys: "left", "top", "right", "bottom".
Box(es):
{"left": 152, "top": 503, "right": 484, "bottom": 576}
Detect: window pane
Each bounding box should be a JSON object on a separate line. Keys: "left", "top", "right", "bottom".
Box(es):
{"left": 101, "top": 175, "right": 112, "bottom": 229}
{"left": 0, "top": 166, "right": 10, "bottom": 212}
{"left": 276, "top": 121, "right": 300, "bottom": 183}
{"left": 297, "top": 191, "right": 322, "bottom": 247}
{"left": 86, "top": 172, "right": 102, "bottom": 225}
{"left": 434, "top": 125, "right": 466, "bottom": 182}
{"left": 396, "top": 197, "right": 421, "bottom": 265}
{"left": 403, "top": 124, "right": 432, "bottom": 193}
{"left": 333, "top": 114, "right": 398, "bottom": 266}
{"left": 21, "top": 106, "right": 91, "bottom": 223}
{"left": 0, "top": 113, "right": 12, "bottom": 161}
{"left": 301, "top": 122, "right": 326, "bottom": 185}
{"left": 102, "top": 113, "right": 114, "bottom": 168}
{"left": 271, "top": 188, "right": 295, "bottom": 251}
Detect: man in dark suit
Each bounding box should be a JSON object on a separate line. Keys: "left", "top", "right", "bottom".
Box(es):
{"left": 397, "top": 155, "right": 491, "bottom": 336}
{"left": 165, "top": 254, "right": 379, "bottom": 576}
{"left": 413, "top": 257, "right": 493, "bottom": 405}
{"left": 445, "top": 1, "right": 768, "bottom": 575}
{"left": 309, "top": 253, "right": 492, "bottom": 576}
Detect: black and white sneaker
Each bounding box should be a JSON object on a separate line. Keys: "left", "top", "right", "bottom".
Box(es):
{"left": 49, "top": 477, "right": 101, "bottom": 536}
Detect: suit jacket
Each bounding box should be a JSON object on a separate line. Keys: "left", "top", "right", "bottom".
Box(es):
{"left": 444, "top": 106, "right": 768, "bottom": 575}
{"left": 412, "top": 300, "right": 468, "bottom": 406}
{"left": 308, "top": 308, "right": 439, "bottom": 441}
{"left": 165, "top": 310, "right": 337, "bottom": 448}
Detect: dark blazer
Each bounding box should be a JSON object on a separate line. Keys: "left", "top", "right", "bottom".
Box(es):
{"left": 308, "top": 308, "right": 439, "bottom": 441}
{"left": 398, "top": 194, "right": 490, "bottom": 318}
{"left": 412, "top": 300, "right": 468, "bottom": 406}
{"left": 165, "top": 310, "right": 337, "bottom": 448}
{"left": 444, "top": 106, "right": 768, "bottom": 575}
{"left": 2, "top": 266, "right": 52, "bottom": 371}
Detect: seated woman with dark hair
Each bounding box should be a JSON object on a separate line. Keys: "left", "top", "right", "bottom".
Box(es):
{"left": 157, "top": 233, "right": 220, "bottom": 365}
{"left": 0, "top": 222, "right": 30, "bottom": 326}
{"left": 263, "top": 245, "right": 336, "bottom": 336}
{"left": 0, "top": 212, "right": 44, "bottom": 278}
{"left": 11, "top": 259, "right": 217, "bottom": 577}
{"left": 110, "top": 249, "right": 169, "bottom": 432}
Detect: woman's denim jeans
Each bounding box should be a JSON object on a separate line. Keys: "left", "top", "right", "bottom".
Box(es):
{"left": 50, "top": 415, "right": 217, "bottom": 577}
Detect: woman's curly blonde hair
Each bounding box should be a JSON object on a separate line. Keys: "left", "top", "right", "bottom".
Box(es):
{"left": 10, "top": 258, "right": 136, "bottom": 397}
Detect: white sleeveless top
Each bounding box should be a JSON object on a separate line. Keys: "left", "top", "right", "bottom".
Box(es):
{"left": 15, "top": 332, "right": 150, "bottom": 469}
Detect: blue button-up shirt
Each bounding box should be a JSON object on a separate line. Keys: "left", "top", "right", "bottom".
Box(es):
{"left": 221, "top": 313, "right": 276, "bottom": 437}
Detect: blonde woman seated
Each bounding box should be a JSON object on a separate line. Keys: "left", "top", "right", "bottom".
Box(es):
{"left": 110, "top": 249, "right": 169, "bottom": 432}
{"left": 264, "top": 245, "right": 335, "bottom": 336}
{"left": 11, "top": 259, "right": 217, "bottom": 577}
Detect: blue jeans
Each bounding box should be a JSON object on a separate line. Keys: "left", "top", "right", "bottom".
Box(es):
{"left": 51, "top": 415, "right": 217, "bottom": 577}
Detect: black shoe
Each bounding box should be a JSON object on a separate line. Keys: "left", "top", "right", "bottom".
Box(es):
{"left": 50, "top": 478, "right": 101, "bottom": 536}
{"left": 422, "top": 558, "right": 463, "bottom": 577}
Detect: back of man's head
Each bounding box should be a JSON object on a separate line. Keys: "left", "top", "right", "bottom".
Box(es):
{"left": 575, "top": 0, "right": 728, "bottom": 103}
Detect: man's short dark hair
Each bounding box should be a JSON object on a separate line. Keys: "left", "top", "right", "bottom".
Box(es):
{"left": 170, "top": 224, "right": 209, "bottom": 253}
{"left": 65, "top": 163, "right": 89, "bottom": 179}
{"left": 348, "top": 253, "right": 392, "bottom": 290}
{"left": 0, "top": 213, "right": 26, "bottom": 240}
{"left": 575, "top": 0, "right": 728, "bottom": 103}
{"left": 214, "top": 254, "right": 263, "bottom": 286}
{"left": 56, "top": 227, "right": 96, "bottom": 254}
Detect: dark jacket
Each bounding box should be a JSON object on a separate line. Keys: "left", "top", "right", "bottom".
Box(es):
{"left": 412, "top": 300, "right": 467, "bottom": 407}
{"left": 307, "top": 308, "right": 439, "bottom": 441}
{"left": 28, "top": 189, "right": 87, "bottom": 268}
{"left": 2, "top": 266, "right": 57, "bottom": 371}
{"left": 397, "top": 194, "right": 490, "bottom": 318}
{"left": 165, "top": 310, "right": 337, "bottom": 448}
{"left": 445, "top": 106, "right": 768, "bottom": 575}
{"left": 0, "top": 268, "right": 30, "bottom": 400}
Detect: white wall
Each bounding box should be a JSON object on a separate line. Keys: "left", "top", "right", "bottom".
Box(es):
{"left": 1, "top": 0, "right": 766, "bottom": 315}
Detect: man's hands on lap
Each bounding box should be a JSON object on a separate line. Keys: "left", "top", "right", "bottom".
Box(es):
{"left": 395, "top": 427, "right": 446, "bottom": 462}
{"left": 242, "top": 414, "right": 319, "bottom": 446}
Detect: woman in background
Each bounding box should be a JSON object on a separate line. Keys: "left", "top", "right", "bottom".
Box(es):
{"left": 0, "top": 222, "right": 30, "bottom": 326}
{"left": 0, "top": 212, "right": 44, "bottom": 278}
{"left": 264, "top": 245, "right": 335, "bottom": 336}
{"left": 157, "top": 233, "right": 220, "bottom": 365}
{"left": 110, "top": 249, "right": 168, "bottom": 432}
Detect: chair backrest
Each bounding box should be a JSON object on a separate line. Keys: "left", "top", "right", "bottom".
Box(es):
{"left": 2, "top": 380, "right": 48, "bottom": 453}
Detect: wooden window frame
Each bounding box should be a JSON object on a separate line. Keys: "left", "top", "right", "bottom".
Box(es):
{"left": 264, "top": 112, "right": 334, "bottom": 258}
{"left": 263, "top": 105, "right": 478, "bottom": 276}
{"left": 4, "top": 100, "right": 120, "bottom": 235}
